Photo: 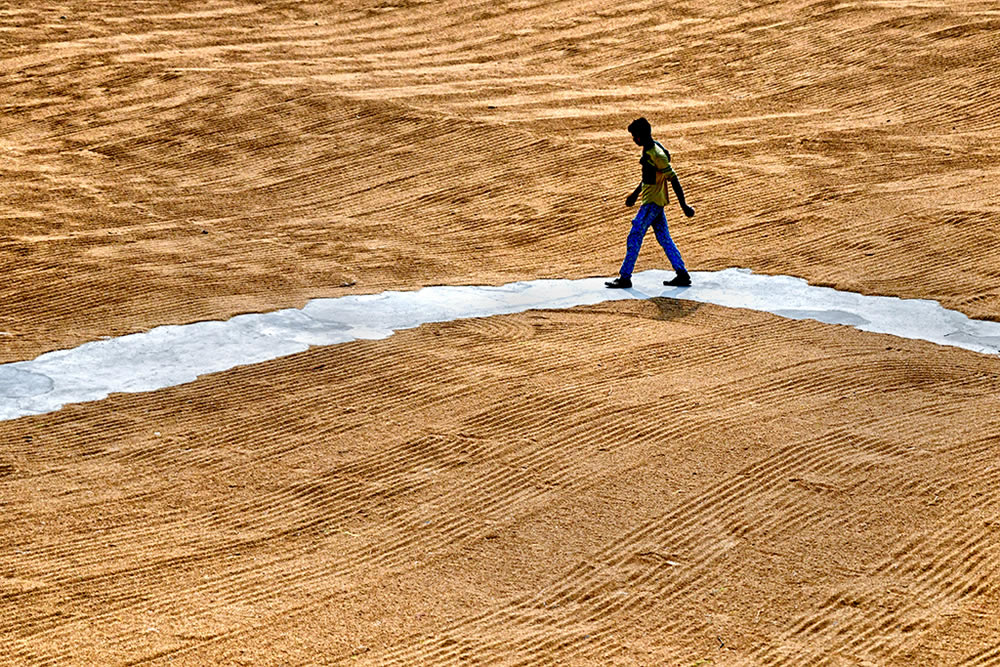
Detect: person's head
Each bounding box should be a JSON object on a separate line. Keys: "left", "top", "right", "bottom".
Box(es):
{"left": 628, "top": 117, "right": 652, "bottom": 146}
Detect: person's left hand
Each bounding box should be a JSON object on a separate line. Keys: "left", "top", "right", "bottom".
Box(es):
{"left": 682, "top": 204, "right": 695, "bottom": 218}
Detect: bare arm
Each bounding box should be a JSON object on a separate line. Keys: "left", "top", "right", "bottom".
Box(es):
{"left": 669, "top": 175, "right": 695, "bottom": 217}
{"left": 625, "top": 182, "right": 642, "bottom": 207}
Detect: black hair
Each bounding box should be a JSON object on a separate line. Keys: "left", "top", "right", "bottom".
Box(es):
{"left": 628, "top": 117, "right": 652, "bottom": 136}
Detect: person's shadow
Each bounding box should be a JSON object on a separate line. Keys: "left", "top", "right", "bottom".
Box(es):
{"left": 649, "top": 296, "right": 700, "bottom": 322}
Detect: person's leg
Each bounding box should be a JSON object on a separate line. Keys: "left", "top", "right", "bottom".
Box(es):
{"left": 650, "top": 208, "right": 686, "bottom": 273}
{"left": 618, "top": 204, "right": 656, "bottom": 278}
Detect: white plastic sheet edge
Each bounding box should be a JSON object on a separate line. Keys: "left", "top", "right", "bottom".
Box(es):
{"left": 1, "top": 268, "right": 998, "bottom": 421}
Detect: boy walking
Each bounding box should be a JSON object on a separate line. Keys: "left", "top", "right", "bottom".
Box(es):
{"left": 605, "top": 117, "right": 695, "bottom": 289}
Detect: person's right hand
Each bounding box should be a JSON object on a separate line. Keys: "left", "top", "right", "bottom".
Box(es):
{"left": 625, "top": 194, "right": 638, "bottom": 207}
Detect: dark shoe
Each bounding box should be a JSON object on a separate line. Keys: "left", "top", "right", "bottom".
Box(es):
{"left": 663, "top": 271, "right": 691, "bottom": 287}
{"left": 605, "top": 276, "right": 632, "bottom": 289}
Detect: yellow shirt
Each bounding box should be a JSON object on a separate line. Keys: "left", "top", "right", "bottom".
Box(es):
{"left": 639, "top": 142, "right": 676, "bottom": 207}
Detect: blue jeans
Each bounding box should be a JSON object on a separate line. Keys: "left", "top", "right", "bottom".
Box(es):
{"left": 618, "top": 203, "right": 686, "bottom": 278}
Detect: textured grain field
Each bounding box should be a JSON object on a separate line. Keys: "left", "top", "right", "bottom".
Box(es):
{"left": 2, "top": 0, "right": 999, "bottom": 664}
